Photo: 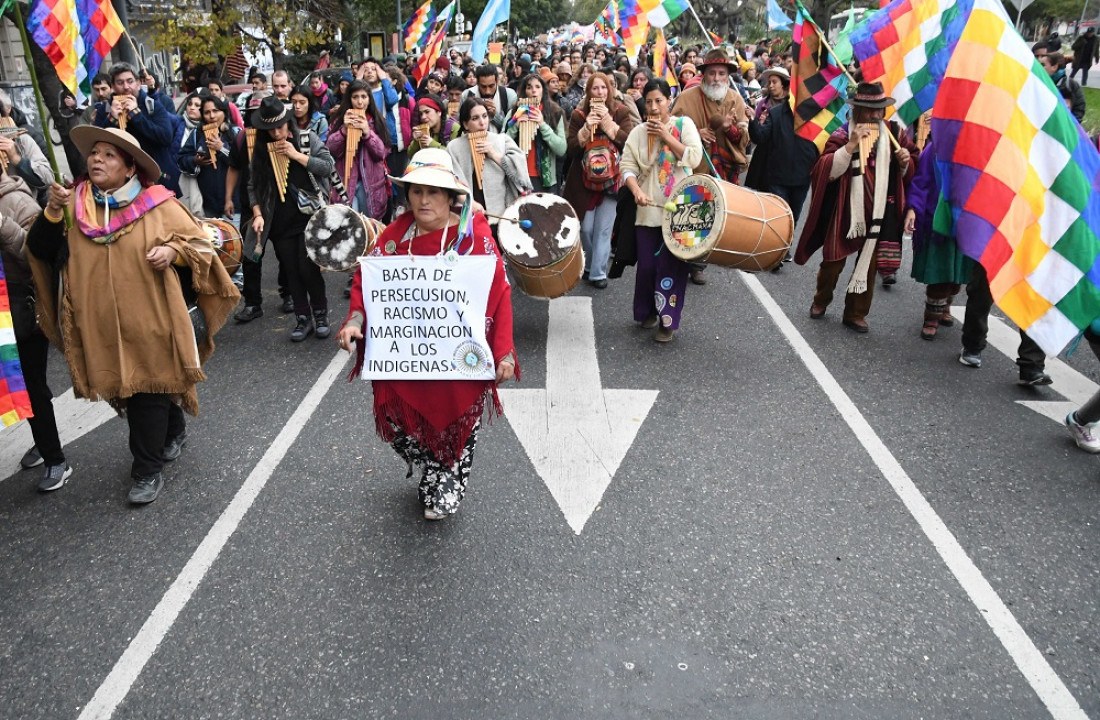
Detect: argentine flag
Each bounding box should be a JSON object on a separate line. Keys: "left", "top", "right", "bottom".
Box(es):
{"left": 471, "top": 0, "right": 511, "bottom": 63}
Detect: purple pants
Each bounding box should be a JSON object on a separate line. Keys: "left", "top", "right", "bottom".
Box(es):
{"left": 633, "top": 226, "right": 690, "bottom": 330}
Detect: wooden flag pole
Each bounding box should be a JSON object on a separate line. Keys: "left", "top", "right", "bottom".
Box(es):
{"left": 11, "top": 0, "right": 71, "bottom": 227}
{"left": 685, "top": 1, "right": 718, "bottom": 48}
{"left": 809, "top": 20, "right": 902, "bottom": 151}
{"left": 122, "top": 30, "right": 148, "bottom": 74}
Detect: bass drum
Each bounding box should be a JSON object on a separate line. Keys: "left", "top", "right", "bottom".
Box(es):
{"left": 305, "top": 204, "right": 384, "bottom": 272}
{"left": 201, "top": 218, "right": 242, "bottom": 275}
{"left": 497, "top": 193, "right": 583, "bottom": 299}
{"left": 662, "top": 174, "right": 793, "bottom": 273}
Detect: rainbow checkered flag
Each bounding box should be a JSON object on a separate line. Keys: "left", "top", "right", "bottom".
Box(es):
{"left": 855, "top": 0, "right": 1100, "bottom": 355}
{"left": 403, "top": 0, "right": 436, "bottom": 53}
{"left": 617, "top": 0, "right": 650, "bottom": 61}
{"left": 27, "top": 0, "right": 123, "bottom": 104}
{"left": 0, "top": 260, "right": 32, "bottom": 427}
{"left": 789, "top": 0, "right": 850, "bottom": 151}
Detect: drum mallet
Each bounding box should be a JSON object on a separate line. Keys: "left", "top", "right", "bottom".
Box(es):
{"left": 482, "top": 212, "right": 533, "bottom": 229}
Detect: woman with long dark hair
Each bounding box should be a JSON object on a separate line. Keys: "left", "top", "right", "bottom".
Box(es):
{"left": 506, "top": 73, "right": 567, "bottom": 193}
{"left": 178, "top": 95, "right": 238, "bottom": 218}
{"left": 248, "top": 95, "right": 334, "bottom": 342}
{"left": 290, "top": 84, "right": 329, "bottom": 142}
{"left": 326, "top": 79, "right": 392, "bottom": 221}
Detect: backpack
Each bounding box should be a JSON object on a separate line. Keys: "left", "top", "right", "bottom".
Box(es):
{"left": 581, "top": 134, "right": 621, "bottom": 193}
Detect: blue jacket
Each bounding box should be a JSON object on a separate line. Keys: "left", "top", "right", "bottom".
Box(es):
{"left": 370, "top": 78, "right": 399, "bottom": 150}
{"left": 93, "top": 89, "right": 181, "bottom": 195}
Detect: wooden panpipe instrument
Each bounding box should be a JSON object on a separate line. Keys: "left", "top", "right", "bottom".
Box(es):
{"left": 447, "top": 100, "right": 460, "bottom": 119}
{"left": 517, "top": 99, "right": 538, "bottom": 155}
{"left": 588, "top": 99, "right": 604, "bottom": 138}
{"left": 468, "top": 130, "right": 487, "bottom": 189}
{"left": 414, "top": 123, "right": 431, "bottom": 147}
{"left": 202, "top": 122, "right": 220, "bottom": 169}
{"left": 857, "top": 122, "right": 880, "bottom": 169}
{"left": 267, "top": 143, "right": 290, "bottom": 203}
{"left": 344, "top": 109, "right": 365, "bottom": 182}
{"left": 245, "top": 128, "right": 256, "bottom": 161}
{"left": 647, "top": 113, "right": 660, "bottom": 156}
{"left": 117, "top": 102, "right": 128, "bottom": 132}
{"left": 915, "top": 111, "right": 931, "bottom": 151}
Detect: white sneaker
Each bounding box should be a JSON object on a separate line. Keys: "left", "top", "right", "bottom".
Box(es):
{"left": 1065, "top": 413, "right": 1100, "bottom": 453}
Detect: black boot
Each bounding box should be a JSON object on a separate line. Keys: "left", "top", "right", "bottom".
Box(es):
{"left": 313, "top": 309, "right": 330, "bottom": 339}
{"left": 290, "top": 314, "right": 313, "bottom": 342}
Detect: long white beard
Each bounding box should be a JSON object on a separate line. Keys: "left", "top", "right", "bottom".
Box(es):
{"left": 701, "top": 82, "right": 727, "bottom": 103}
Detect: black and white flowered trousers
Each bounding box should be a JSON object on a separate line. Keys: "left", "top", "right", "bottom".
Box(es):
{"left": 389, "top": 420, "right": 480, "bottom": 516}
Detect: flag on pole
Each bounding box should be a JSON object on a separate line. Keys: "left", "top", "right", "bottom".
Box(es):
{"left": 848, "top": 0, "right": 970, "bottom": 125}
{"left": 789, "top": 0, "right": 850, "bottom": 151}
{"left": 595, "top": 0, "right": 622, "bottom": 46}
{"left": 767, "top": 0, "right": 793, "bottom": 30}
{"left": 413, "top": 18, "right": 449, "bottom": 82}
{"left": 707, "top": 29, "right": 723, "bottom": 46}
{"left": 403, "top": 0, "right": 436, "bottom": 53}
{"left": 27, "top": 0, "right": 124, "bottom": 105}
{"left": 618, "top": 0, "right": 650, "bottom": 61}
{"left": 433, "top": 0, "right": 455, "bottom": 34}
{"left": 470, "top": 0, "right": 510, "bottom": 64}
{"left": 652, "top": 29, "right": 678, "bottom": 86}
{"left": 831, "top": 6, "right": 859, "bottom": 66}
{"left": 0, "top": 261, "right": 33, "bottom": 428}
{"left": 638, "top": 0, "right": 689, "bottom": 28}
{"left": 855, "top": 0, "right": 1100, "bottom": 355}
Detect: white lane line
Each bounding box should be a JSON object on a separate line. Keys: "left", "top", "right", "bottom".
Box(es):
{"left": 78, "top": 350, "right": 351, "bottom": 720}
{"left": 742, "top": 274, "right": 1087, "bottom": 720}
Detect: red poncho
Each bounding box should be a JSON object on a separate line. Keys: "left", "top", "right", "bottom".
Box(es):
{"left": 343, "top": 210, "right": 519, "bottom": 464}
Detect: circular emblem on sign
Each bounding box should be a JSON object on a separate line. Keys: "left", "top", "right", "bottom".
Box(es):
{"left": 385, "top": 240, "right": 396, "bottom": 254}
{"left": 443, "top": 249, "right": 459, "bottom": 265}
{"left": 452, "top": 341, "right": 490, "bottom": 377}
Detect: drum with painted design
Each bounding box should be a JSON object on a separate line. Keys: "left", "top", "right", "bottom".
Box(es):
{"left": 497, "top": 193, "right": 583, "bottom": 299}
{"left": 662, "top": 174, "right": 793, "bottom": 273}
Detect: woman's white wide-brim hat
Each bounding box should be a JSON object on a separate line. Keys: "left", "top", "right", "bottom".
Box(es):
{"left": 388, "top": 148, "right": 469, "bottom": 193}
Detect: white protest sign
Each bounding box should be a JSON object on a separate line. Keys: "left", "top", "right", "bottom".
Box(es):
{"left": 359, "top": 254, "right": 497, "bottom": 380}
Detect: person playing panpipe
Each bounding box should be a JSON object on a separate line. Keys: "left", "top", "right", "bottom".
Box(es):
{"left": 325, "top": 80, "right": 392, "bottom": 221}
{"left": 447, "top": 97, "right": 531, "bottom": 228}
{"left": 505, "top": 73, "right": 567, "bottom": 193}
{"left": 407, "top": 94, "right": 458, "bottom": 158}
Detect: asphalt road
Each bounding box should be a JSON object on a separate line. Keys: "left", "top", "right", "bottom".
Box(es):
{"left": 1, "top": 242, "right": 1098, "bottom": 719}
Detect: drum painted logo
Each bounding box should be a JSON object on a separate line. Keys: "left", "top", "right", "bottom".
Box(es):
{"left": 668, "top": 186, "right": 715, "bottom": 248}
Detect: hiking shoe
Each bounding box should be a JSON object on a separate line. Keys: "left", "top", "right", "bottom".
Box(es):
{"left": 38, "top": 463, "right": 72, "bottom": 492}
{"left": 290, "top": 314, "right": 314, "bottom": 342}
{"left": 313, "top": 309, "right": 331, "bottom": 339}
{"left": 162, "top": 432, "right": 188, "bottom": 462}
{"left": 1019, "top": 368, "right": 1053, "bottom": 386}
{"left": 128, "top": 473, "right": 164, "bottom": 505}
{"left": 958, "top": 351, "right": 982, "bottom": 368}
{"left": 1065, "top": 412, "right": 1100, "bottom": 453}
{"left": 20, "top": 445, "right": 43, "bottom": 469}
{"left": 234, "top": 305, "right": 263, "bottom": 323}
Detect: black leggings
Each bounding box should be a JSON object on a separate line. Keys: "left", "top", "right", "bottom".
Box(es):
{"left": 269, "top": 225, "right": 326, "bottom": 316}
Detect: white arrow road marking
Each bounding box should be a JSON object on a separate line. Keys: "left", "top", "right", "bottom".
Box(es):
{"left": 952, "top": 306, "right": 1099, "bottom": 425}
{"left": 0, "top": 389, "right": 116, "bottom": 481}
{"left": 500, "top": 297, "right": 658, "bottom": 534}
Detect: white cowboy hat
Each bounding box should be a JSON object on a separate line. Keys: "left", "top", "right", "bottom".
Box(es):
{"left": 388, "top": 148, "right": 469, "bottom": 193}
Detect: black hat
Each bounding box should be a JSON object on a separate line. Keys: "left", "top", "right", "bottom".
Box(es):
{"left": 848, "top": 81, "right": 896, "bottom": 109}
{"left": 251, "top": 95, "right": 291, "bottom": 130}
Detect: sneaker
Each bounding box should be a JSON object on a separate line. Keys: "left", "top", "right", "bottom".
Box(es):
{"left": 958, "top": 351, "right": 982, "bottom": 368}
{"left": 38, "top": 463, "right": 72, "bottom": 492}
{"left": 162, "top": 432, "right": 188, "bottom": 462}
{"left": 20, "top": 445, "right": 43, "bottom": 469}
{"left": 424, "top": 505, "right": 451, "bottom": 520}
{"left": 313, "top": 310, "right": 331, "bottom": 339}
{"left": 1019, "top": 368, "right": 1053, "bottom": 386}
{"left": 290, "top": 314, "right": 314, "bottom": 342}
{"left": 1065, "top": 412, "right": 1100, "bottom": 453}
{"left": 280, "top": 296, "right": 294, "bottom": 314}
{"left": 882, "top": 273, "right": 897, "bottom": 286}
{"left": 234, "top": 305, "right": 263, "bottom": 323}
{"left": 128, "top": 473, "right": 164, "bottom": 505}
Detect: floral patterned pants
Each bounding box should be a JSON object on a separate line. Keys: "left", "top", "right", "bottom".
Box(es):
{"left": 390, "top": 420, "right": 480, "bottom": 516}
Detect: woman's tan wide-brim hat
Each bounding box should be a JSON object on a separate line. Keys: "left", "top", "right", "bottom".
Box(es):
{"left": 388, "top": 148, "right": 469, "bottom": 193}
{"left": 70, "top": 125, "right": 161, "bottom": 181}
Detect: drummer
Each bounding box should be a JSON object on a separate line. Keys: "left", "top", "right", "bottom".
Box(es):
{"left": 620, "top": 79, "right": 703, "bottom": 343}
{"left": 336, "top": 148, "right": 518, "bottom": 521}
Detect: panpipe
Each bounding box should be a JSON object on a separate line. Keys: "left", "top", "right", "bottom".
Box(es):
{"left": 468, "top": 130, "right": 487, "bottom": 189}
{"left": 588, "top": 99, "right": 604, "bottom": 138}
{"left": 517, "top": 99, "right": 538, "bottom": 155}
{"left": 117, "top": 105, "right": 128, "bottom": 132}
{"left": 915, "top": 111, "right": 931, "bottom": 151}
{"left": 268, "top": 144, "right": 290, "bottom": 203}
{"left": 415, "top": 123, "right": 431, "bottom": 147}
{"left": 202, "top": 122, "right": 220, "bottom": 169}
{"left": 647, "top": 113, "right": 660, "bottom": 156}
{"left": 857, "top": 122, "right": 880, "bottom": 169}
{"left": 344, "top": 109, "right": 365, "bottom": 182}
{"left": 245, "top": 128, "right": 256, "bottom": 161}
{"left": 447, "top": 100, "right": 460, "bottom": 119}
{"left": 0, "top": 118, "right": 15, "bottom": 174}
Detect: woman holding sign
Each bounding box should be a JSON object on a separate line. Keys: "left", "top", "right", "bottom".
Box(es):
{"left": 337, "top": 148, "right": 518, "bottom": 521}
